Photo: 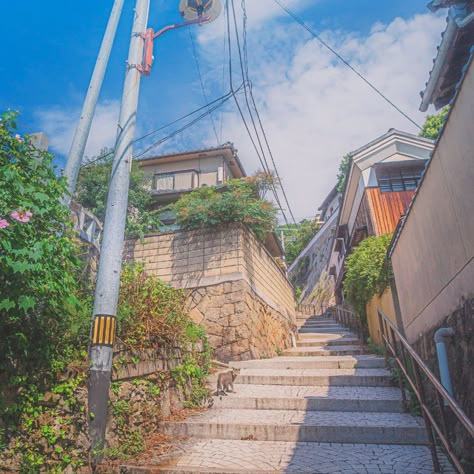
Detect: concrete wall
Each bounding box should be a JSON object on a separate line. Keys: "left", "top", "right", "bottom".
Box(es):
{"left": 366, "top": 289, "right": 397, "bottom": 345}
{"left": 390, "top": 59, "right": 474, "bottom": 344}
{"left": 124, "top": 224, "right": 296, "bottom": 361}
{"left": 289, "top": 211, "right": 338, "bottom": 303}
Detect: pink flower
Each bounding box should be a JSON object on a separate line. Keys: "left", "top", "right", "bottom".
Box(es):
{"left": 0, "top": 219, "right": 9, "bottom": 229}
{"left": 10, "top": 209, "right": 33, "bottom": 223}
{"left": 15, "top": 133, "right": 23, "bottom": 143}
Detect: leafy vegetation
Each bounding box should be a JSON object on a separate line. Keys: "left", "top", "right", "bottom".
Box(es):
{"left": 280, "top": 219, "right": 320, "bottom": 266}
{"left": 419, "top": 106, "right": 449, "bottom": 140}
{"left": 0, "top": 110, "right": 90, "bottom": 384}
{"left": 75, "top": 150, "right": 161, "bottom": 237}
{"left": 0, "top": 116, "right": 211, "bottom": 470}
{"left": 337, "top": 154, "right": 351, "bottom": 192}
{"left": 343, "top": 234, "right": 393, "bottom": 318}
{"left": 174, "top": 172, "right": 278, "bottom": 241}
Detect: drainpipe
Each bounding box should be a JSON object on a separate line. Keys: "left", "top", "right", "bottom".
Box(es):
{"left": 455, "top": 11, "right": 474, "bottom": 28}
{"left": 434, "top": 328, "right": 455, "bottom": 403}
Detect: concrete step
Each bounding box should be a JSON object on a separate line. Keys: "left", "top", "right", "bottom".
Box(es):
{"left": 283, "top": 345, "right": 368, "bottom": 357}
{"left": 231, "top": 355, "right": 386, "bottom": 370}
{"left": 298, "top": 327, "right": 352, "bottom": 334}
{"left": 236, "top": 368, "right": 391, "bottom": 387}
{"left": 123, "top": 441, "right": 450, "bottom": 473}
{"left": 160, "top": 409, "right": 427, "bottom": 445}
{"left": 296, "top": 338, "right": 360, "bottom": 347}
{"left": 299, "top": 326, "right": 347, "bottom": 332}
{"left": 297, "top": 332, "right": 357, "bottom": 340}
{"left": 212, "top": 384, "right": 403, "bottom": 412}
{"left": 296, "top": 320, "right": 336, "bottom": 327}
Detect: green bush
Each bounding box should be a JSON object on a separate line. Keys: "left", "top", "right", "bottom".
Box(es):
{"left": 280, "top": 219, "right": 320, "bottom": 266}
{"left": 0, "top": 111, "right": 89, "bottom": 377}
{"left": 174, "top": 173, "right": 278, "bottom": 241}
{"left": 420, "top": 107, "right": 449, "bottom": 140}
{"left": 343, "top": 234, "right": 393, "bottom": 318}
{"left": 75, "top": 150, "right": 161, "bottom": 238}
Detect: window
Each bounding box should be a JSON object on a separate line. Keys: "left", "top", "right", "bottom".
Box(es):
{"left": 154, "top": 174, "right": 174, "bottom": 191}
{"left": 377, "top": 166, "right": 425, "bottom": 192}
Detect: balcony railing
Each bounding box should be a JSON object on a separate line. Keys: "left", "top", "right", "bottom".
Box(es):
{"left": 377, "top": 308, "right": 474, "bottom": 474}
{"left": 153, "top": 169, "right": 221, "bottom": 193}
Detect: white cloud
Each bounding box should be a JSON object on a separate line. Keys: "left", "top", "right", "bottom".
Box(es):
{"left": 197, "top": 0, "right": 312, "bottom": 44}
{"left": 35, "top": 100, "right": 120, "bottom": 163}
{"left": 199, "top": 11, "right": 445, "bottom": 221}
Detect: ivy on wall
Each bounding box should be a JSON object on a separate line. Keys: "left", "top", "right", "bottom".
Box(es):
{"left": 343, "top": 234, "right": 393, "bottom": 318}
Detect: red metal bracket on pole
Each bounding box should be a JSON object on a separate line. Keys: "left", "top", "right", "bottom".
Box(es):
{"left": 139, "top": 16, "right": 209, "bottom": 77}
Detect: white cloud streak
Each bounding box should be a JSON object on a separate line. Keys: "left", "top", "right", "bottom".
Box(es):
{"left": 197, "top": 9, "right": 445, "bottom": 221}
{"left": 35, "top": 100, "right": 120, "bottom": 164}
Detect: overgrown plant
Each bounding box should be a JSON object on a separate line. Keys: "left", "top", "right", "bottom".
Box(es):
{"left": 174, "top": 172, "right": 278, "bottom": 241}
{"left": 419, "top": 106, "right": 449, "bottom": 140}
{"left": 75, "top": 149, "right": 161, "bottom": 238}
{"left": 0, "top": 110, "right": 91, "bottom": 472}
{"left": 343, "top": 234, "right": 393, "bottom": 318}
{"left": 337, "top": 154, "right": 351, "bottom": 192}
{"left": 279, "top": 219, "right": 320, "bottom": 266}
{"left": 0, "top": 110, "right": 89, "bottom": 378}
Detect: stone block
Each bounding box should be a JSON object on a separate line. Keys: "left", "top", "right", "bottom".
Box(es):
{"left": 221, "top": 303, "right": 235, "bottom": 317}
{"left": 206, "top": 285, "right": 224, "bottom": 297}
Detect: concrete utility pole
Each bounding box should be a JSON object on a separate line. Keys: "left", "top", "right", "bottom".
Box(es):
{"left": 63, "top": 0, "right": 125, "bottom": 200}
{"left": 88, "top": 0, "right": 150, "bottom": 455}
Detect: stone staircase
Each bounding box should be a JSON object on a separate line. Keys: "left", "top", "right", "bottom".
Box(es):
{"left": 125, "top": 315, "right": 454, "bottom": 473}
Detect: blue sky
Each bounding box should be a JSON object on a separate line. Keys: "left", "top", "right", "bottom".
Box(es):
{"left": 0, "top": 0, "right": 444, "bottom": 219}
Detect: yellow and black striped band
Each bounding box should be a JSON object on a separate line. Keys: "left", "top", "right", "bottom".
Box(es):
{"left": 92, "top": 315, "right": 116, "bottom": 347}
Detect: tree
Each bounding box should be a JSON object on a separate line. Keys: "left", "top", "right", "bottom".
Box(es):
{"left": 337, "top": 154, "right": 351, "bottom": 192}
{"left": 420, "top": 107, "right": 449, "bottom": 140}
{"left": 343, "top": 234, "right": 393, "bottom": 318}
{"left": 280, "top": 219, "right": 321, "bottom": 266}
{"left": 75, "top": 151, "right": 161, "bottom": 237}
{"left": 174, "top": 173, "right": 278, "bottom": 240}
{"left": 0, "top": 111, "right": 87, "bottom": 374}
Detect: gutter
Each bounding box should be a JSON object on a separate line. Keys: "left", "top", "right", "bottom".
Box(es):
{"left": 419, "top": 5, "right": 467, "bottom": 112}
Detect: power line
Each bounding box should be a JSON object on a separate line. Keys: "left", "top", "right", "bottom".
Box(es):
{"left": 133, "top": 85, "right": 246, "bottom": 158}
{"left": 231, "top": 0, "right": 297, "bottom": 224}
{"left": 240, "top": 0, "right": 298, "bottom": 224}
{"left": 225, "top": 0, "right": 290, "bottom": 225}
{"left": 220, "top": 5, "right": 229, "bottom": 144}
{"left": 188, "top": 28, "right": 220, "bottom": 145}
{"left": 80, "top": 89, "right": 241, "bottom": 168}
{"left": 272, "top": 0, "right": 423, "bottom": 131}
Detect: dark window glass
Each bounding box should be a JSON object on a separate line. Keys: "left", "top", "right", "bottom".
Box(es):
{"left": 377, "top": 166, "right": 425, "bottom": 192}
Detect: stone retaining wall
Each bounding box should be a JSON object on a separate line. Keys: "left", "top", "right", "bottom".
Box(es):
{"left": 124, "top": 224, "right": 296, "bottom": 361}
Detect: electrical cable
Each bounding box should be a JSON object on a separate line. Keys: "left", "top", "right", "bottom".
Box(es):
{"left": 272, "top": 0, "right": 423, "bottom": 130}
{"left": 80, "top": 88, "right": 242, "bottom": 168}
{"left": 133, "top": 82, "right": 248, "bottom": 159}
{"left": 219, "top": 4, "right": 229, "bottom": 144}
{"left": 188, "top": 28, "right": 220, "bottom": 146}
{"left": 225, "top": 0, "right": 290, "bottom": 225}
{"left": 240, "top": 0, "right": 298, "bottom": 225}
{"left": 231, "top": 0, "right": 297, "bottom": 224}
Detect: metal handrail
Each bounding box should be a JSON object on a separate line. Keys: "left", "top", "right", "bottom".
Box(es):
{"left": 296, "top": 302, "right": 330, "bottom": 316}
{"left": 331, "top": 305, "right": 369, "bottom": 342}
{"left": 377, "top": 308, "right": 474, "bottom": 474}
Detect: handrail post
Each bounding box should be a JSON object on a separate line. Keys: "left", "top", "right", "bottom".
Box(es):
{"left": 378, "top": 311, "right": 389, "bottom": 366}
{"left": 413, "top": 361, "right": 441, "bottom": 473}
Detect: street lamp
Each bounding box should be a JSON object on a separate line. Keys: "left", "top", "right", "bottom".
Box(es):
{"left": 179, "top": 0, "right": 222, "bottom": 22}
{"left": 88, "top": 0, "right": 221, "bottom": 460}
{"left": 140, "top": 0, "right": 221, "bottom": 76}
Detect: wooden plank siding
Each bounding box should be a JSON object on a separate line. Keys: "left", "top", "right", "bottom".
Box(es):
{"left": 365, "top": 188, "right": 415, "bottom": 236}
{"left": 353, "top": 193, "right": 375, "bottom": 237}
